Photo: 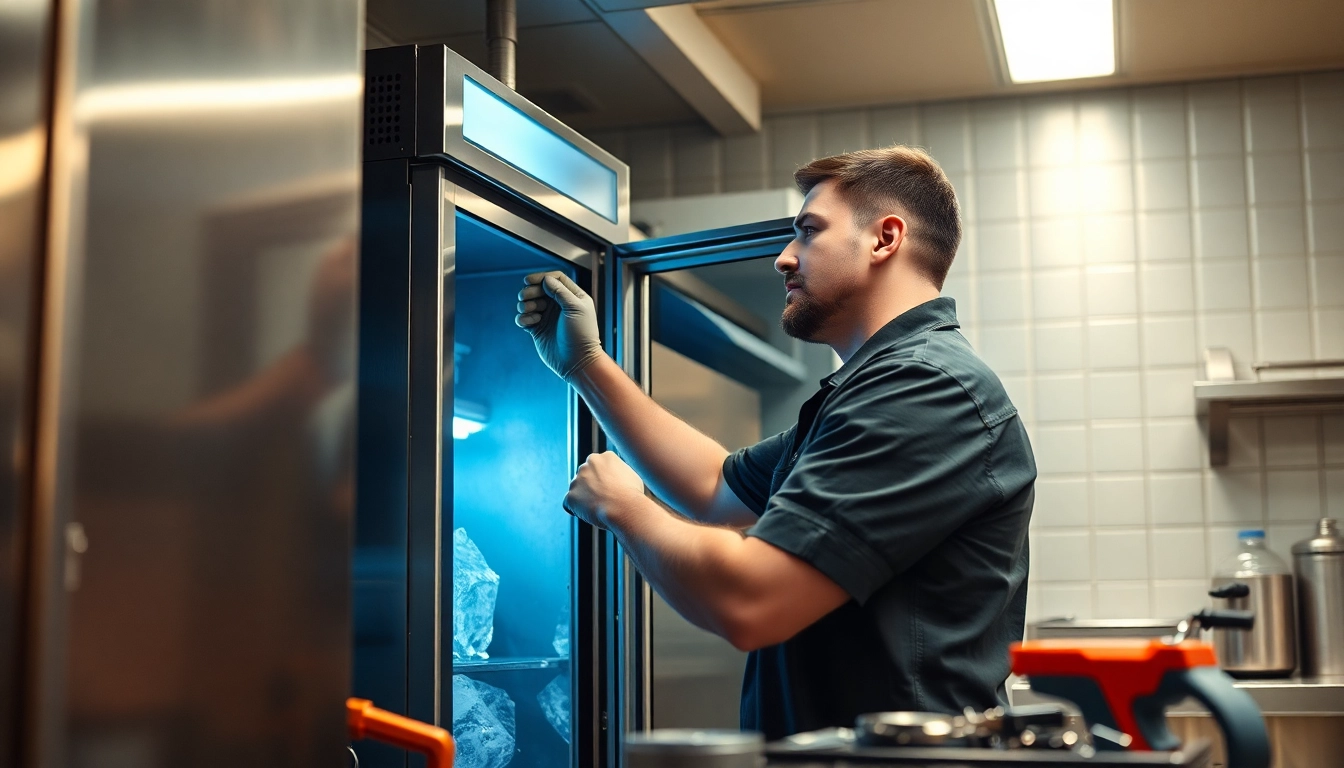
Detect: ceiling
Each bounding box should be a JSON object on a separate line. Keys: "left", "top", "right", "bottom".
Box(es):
{"left": 700, "top": 0, "right": 1344, "bottom": 112}
{"left": 367, "top": 0, "right": 1344, "bottom": 132}
{"left": 366, "top": 0, "right": 704, "bottom": 130}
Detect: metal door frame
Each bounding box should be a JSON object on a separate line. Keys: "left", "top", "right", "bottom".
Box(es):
{"left": 604, "top": 218, "right": 794, "bottom": 762}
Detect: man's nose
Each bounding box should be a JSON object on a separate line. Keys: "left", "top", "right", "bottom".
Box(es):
{"left": 775, "top": 242, "right": 798, "bottom": 275}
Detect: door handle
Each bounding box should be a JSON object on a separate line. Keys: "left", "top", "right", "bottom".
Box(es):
{"left": 346, "top": 697, "right": 454, "bottom": 768}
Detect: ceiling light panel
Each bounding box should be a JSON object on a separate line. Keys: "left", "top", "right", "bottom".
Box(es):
{"left": 994, "top": 0, "right": 1116, "bottom": 83}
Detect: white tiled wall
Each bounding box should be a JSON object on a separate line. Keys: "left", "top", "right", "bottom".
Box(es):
{"left": 588, "top": 72, "right": 1344, "bottom": 622}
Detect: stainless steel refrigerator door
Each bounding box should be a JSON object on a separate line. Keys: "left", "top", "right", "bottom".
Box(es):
{"left": 0, "top": 0, "right": 54, "bottom": 762}
{"left": 24, "top": 0, "right": 363, "bottom": 764}
{"left": 606, "top": 219, "right": 794, "bottom": 760}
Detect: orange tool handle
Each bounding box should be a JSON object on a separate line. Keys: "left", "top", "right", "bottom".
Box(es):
{"left": 346, "top": 698, "right": 454, "bottom": 768}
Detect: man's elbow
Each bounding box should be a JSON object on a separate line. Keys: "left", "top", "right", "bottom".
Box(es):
{"left": 719, "top": 608, "right": 779, "bottom": 653}
{"left": 723, "top": 625, "right": 768, "bottom": 653}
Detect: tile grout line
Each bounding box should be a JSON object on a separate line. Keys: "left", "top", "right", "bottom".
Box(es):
{"left": 1131, "top": 87, "right": 1161, "bottom": 609}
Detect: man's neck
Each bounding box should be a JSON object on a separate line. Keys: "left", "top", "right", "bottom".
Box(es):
{"left": 829, "top": 284, "right": 942, "bottom": 363}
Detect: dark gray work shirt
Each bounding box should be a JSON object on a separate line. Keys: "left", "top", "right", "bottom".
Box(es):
{"left": 723, "top": 297, "right": 1036, "bottom": 740}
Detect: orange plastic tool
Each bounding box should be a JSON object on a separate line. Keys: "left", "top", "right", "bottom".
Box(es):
{"left": 1011, "top": 635, "right": 1268, "bottom": 768}
{"left": 346, "top": 697, "right": 455, "bottom": 768}
{"left": 1011, "top": 638, "right": 1214, "bottom": 749}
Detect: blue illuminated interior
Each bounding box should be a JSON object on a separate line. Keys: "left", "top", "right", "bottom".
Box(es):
{"left": 452, "top": 211, "right": 577, "bottom": 768}
{"left": 462, "top": 76, "right": 619, "bottom": 223}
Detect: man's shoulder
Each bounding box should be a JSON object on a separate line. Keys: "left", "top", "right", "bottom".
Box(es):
{"left": 855, "top": 327, "right": 1019, "bottom": 428}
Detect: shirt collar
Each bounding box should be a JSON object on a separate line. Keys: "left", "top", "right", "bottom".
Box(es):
{"left": 823, "top": 297, "right": 960, "bottom": 388}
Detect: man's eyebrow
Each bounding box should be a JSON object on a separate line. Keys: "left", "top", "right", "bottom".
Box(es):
{"left": 793, "top": 212, "right": 819, "bottom": 229}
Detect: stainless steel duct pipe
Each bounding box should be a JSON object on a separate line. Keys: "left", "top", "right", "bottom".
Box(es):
{"left": 487, "top": 0, "right": 517, "bottom": 89}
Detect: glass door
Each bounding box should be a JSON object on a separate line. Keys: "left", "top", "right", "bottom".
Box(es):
{"left": 354, "top": 161, "right": 603, "bottom": 768}
{"left": 449, "top": 207, "right": 583, "bottom": 768}
{"left": 604, "top": 218, "right": 802, "bottom": 754}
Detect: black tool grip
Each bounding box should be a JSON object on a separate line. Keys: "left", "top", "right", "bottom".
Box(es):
{"left": 1133, "top": 667, "right": 1269, "bottom": 768}
{"left": 1209, "top": 582, "right": 1251, "bottom": 599}
{"left": 1193, "top": 608, "right": 1255, "bottom": 630}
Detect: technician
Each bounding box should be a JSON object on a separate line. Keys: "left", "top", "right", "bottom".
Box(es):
{"left": 514, "top": 145, "right": 1036, "bottom": 740}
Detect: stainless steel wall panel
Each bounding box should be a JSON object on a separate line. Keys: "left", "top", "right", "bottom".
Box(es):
{"left": 0, "top": 0, "right": 54, "bottom": 762}
{"left": 28, "top": 0, "right": 363, "bottom": 764}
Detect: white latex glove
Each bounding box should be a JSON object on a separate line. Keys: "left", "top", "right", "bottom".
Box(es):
{"left": 515, "top": 271, "right": 605, "bottom": 382}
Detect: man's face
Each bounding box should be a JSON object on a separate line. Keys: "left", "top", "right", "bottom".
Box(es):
{"left": 774, "top": 180, "right": 867, "bottom": 343}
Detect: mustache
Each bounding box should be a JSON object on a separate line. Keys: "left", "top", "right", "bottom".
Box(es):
{"left": 783, "top": 273, "right": 804, "bottom": 289}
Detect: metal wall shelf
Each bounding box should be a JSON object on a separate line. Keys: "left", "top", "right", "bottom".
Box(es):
{"left": 1194, "top": 377, "right": 1344, "bottom": 466}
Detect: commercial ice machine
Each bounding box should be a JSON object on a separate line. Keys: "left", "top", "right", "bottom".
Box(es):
{"left": 353, "top": 44, "right": 796, "bottom": 768}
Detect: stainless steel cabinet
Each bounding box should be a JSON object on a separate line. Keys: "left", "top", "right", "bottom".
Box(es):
{"left": 3, "top": 0, "right": 363, "bottom": 764}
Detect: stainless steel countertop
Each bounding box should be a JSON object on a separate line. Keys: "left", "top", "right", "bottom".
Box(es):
{"left": 1011, "top": 676, "right": 1344, "bottom": 717}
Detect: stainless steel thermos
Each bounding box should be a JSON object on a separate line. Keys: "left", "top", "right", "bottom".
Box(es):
{"left": 1209, "top": 530, "right": 1296, "bottom": 677}
{"left": 1292, "top": 518, "right": 1344, "bottom": 678}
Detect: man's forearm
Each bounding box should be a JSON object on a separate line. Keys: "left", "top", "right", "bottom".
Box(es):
{"left": 601, "top": 492, "right": 754, "bottom": 642}
{"left": 568, "top": 452, "right": 851, "bottom": 653}
{"left": 570, "top": 356, "right": 748, "bottom": 525}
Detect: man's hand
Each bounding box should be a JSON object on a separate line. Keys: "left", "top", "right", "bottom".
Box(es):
{"left": 565, "top": 452, "right": 646, "bottom": 529}
{"left": 515, "top": 271, "right": 605, "bottom": 382}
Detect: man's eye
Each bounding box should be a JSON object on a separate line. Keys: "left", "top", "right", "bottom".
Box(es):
{"left": 802, "top": 226, "right": 817, "bottom": 237}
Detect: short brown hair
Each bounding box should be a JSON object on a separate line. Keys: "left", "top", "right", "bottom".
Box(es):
{"left": 794, "top": 146, "right": 962, "bottom": 288}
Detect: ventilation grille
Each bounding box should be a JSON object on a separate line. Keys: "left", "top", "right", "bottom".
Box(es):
{"left": 362, "top": 46, "right": 415, "bottom": 160}
{"left": 366, "top": 73, "right": 405, "bottom": 148}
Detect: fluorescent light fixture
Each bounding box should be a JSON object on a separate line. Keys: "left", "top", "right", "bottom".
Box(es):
{"left": 453, "top": 399, "right": 490, "bottom": 440}
{"left": 452, "top": 416, "right": 487, "bottom": 440}
{"left": 993, "top": 0, "right": 1116, "bottom": 83}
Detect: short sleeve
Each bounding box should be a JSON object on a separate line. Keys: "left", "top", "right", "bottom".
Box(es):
{"left": 722, "top": 427, "right": 794, "bottom": 516}
{"left": 746, "top": 362, "right": 1002, "bottom": 604}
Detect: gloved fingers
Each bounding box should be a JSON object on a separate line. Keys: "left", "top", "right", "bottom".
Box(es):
{"left": 523, "top": 270, "right": 567, "bottom": 287}
{"left": 542, "top": 274, "right": 585, "bottom": 309}
{"left": 517, "top": 299, "right": 547, "bottom": 314}
{"left": 526, "top": 271, "right": 588, "bottom": 305}
{"left": 518, "top": 283, "right": 547, "bottom": 302}
{"left": 551, "top": 273, "right": 587, "bottom": 300}
{"left": 515, "top": 311, "right": 542, "bottom": 329}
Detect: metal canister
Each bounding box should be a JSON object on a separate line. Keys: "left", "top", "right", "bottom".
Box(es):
{"left": 1208, "top": 573, "right": 1296, "bottom": 677}
{"left": 624, "top": 730, "right": 764, "bottom": 768}
{"left": 1292, "top": 518, "right": 1344, "bottom": 678}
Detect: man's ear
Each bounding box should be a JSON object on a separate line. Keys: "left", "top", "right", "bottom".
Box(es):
{"left": 871, "top": 214, "right": 907, "bottom": 265}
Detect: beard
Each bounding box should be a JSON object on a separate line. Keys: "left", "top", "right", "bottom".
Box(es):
{"left": 780, "top": 282, "right": 842, "bottom": 342}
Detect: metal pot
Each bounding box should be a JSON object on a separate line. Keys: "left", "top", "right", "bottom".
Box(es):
{"left": 624, "top": 730, "right": 764, "bottom": 768}
{"left": 1292, "top": 518, "right": 1344, "bottom": 678}
{"left": 1208, "top": 575, "right": 1296, "bottom": 677}
{"left": 855, "top": 712, "right": 973, "bottom": 747}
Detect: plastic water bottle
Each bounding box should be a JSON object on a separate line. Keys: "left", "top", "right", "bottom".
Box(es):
{"left": 1217, "top": 530, "right": 1293, "bottom": 578}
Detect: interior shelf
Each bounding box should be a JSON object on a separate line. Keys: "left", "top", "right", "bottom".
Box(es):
{"left": 453, "top": 656, "right": 569, "bottom": 673}
{"left": 651, "top": 280, "right": 807, "bottom": 389}
{"left": 1194, "top": 377, "right": 1344, "bottom": 466}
